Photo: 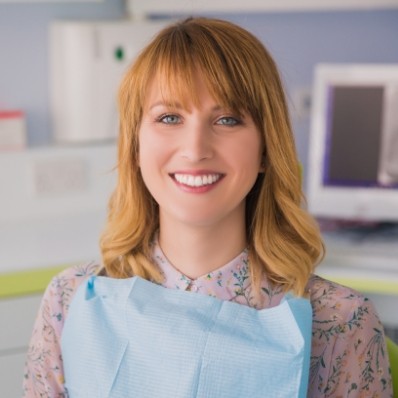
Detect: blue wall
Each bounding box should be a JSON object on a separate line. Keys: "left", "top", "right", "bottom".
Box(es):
{"left": 1, "top": 4, "right": 397, "bottom": 175}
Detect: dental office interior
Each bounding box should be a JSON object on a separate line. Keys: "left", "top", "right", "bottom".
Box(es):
{"left": 1, "top": 0, "right": 398, "bottom": 396}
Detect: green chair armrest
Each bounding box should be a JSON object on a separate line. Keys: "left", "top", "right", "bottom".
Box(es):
{"left": 387, "top": 336, "right": 398, "bottom": 398}
{"left": 0, "top": 265, "right": 69, "bottom": 299}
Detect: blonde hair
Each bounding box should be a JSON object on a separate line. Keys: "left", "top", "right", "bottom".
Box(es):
{"left": 100, "top": 17, "right": 324, "bottom": 296}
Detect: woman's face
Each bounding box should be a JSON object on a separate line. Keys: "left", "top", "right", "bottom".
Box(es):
{"left": 138, "top": 74, "right": 263, "bottom": 231}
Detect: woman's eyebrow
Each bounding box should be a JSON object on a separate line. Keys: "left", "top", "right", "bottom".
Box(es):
{"left": 148, "top": 101, "right": 184, "bottom": 111}
{"left": 148, "top": 101, "right": 239, "bottom": 114}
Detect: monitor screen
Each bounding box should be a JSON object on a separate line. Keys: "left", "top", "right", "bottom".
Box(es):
{"left": 307, "top": 64, "right": 398, "bottom": 221}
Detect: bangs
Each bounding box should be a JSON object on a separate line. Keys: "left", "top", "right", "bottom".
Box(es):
{"left": 138, "top": 19, "right": 262, "bottom": 119}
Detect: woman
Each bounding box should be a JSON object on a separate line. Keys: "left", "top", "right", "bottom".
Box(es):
{"left": 23, "top": 17, "right": 392, "bottom": 397}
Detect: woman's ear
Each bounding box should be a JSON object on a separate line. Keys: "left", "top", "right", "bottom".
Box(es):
{"left": 259, "top": 154, "right": 266, "bottom": 173}
{"left": 135, "top": 145, "right": 141, "bottom": 168}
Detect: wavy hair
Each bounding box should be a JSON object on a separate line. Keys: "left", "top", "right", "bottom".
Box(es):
{"left": 100, "top": 17, "right": 324, "bottom": 296}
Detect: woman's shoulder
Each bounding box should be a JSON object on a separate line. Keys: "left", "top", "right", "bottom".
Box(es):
{"left": 307, "top": 273, "right": 370, "bottom": 311}
{"left": 44, "top": 261, "right": 101, "bottom": 314}
{"left": 53, "top": 261, "right": 101, "bottom": 281}
{"left": 307, "top": 273, "right": 380, "bottom": 332}
{"left": 307, "top": 273, "right": 366, "bottom": 299}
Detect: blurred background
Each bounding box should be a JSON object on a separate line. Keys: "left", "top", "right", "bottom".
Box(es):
{"left": 0, "top": 0, "right": 397, "bottom": 395}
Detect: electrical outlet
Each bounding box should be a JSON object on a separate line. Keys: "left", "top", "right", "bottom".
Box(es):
{"left": 292, "top": 87, "right": 312, "bottom": 119}
{"left": 32, "top": 157, "right": 89, "bottom": 196}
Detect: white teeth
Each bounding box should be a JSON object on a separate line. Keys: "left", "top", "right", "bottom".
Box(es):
{"left": 194, "top": 176, "right": 202, "bottom": 186}
{"left": 174, "top": 173, "right": 221, "bottom": 187}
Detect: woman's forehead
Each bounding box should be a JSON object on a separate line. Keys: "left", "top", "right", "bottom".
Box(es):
{"left": 144, "top": 72, "right": 208, "bottom": 110}
{"left": 143, "top": 71, "right": 241, "bottom": 114}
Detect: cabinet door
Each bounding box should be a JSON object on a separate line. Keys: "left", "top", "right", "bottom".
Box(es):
{"left": 0, "top": 295, "right": 42, "bottom": 396}
{"left": 0, "top": 295, "right": 42, "bottom": 351}
{"left": 0, "top": 351, "right": 26, "bottom": 397}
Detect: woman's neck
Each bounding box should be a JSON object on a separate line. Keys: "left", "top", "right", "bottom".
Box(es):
{"left": 158, "top": 217, "right": 247, "bottom": 280}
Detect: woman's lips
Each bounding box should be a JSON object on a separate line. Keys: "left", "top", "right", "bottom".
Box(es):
{"left": 170, "top": 172, "right": 224, "bottom": 192}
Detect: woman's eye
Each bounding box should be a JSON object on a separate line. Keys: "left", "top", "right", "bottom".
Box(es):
{"left": 158, "top": 114, "right": 181, "bottom": 124}
{"left": 216, "top": 116, "right": 240, "bottom": 126}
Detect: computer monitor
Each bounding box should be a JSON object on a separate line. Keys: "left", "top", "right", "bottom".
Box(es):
{"left": 307, "top": 64, "right": 398, "bottom": 222}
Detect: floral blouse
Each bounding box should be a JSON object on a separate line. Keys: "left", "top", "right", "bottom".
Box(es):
{"left": 23, "top": 244, "right": 392, "bottom": 397}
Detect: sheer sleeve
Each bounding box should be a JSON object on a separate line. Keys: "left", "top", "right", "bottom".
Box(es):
{"left": 308, "top": 276, "right": 393, "bottom": 397}
{"left": 22, "top": 263, "right": 99, "bottom": 397}
{"left": 323, "top": 295, "right": 392, "bottom": 397}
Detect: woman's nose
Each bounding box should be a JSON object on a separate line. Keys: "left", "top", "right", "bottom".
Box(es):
{"left": 180, "top": 122, "right": 214, "bottom": 162}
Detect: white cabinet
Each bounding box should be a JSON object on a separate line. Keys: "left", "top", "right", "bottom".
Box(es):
{"left": 128, "top": 0, "right": 398, "bottom": 16}
{"left": 0, "top": 295, "right": 42, "bottom": 397}
{"left": 0, "top": 144, "right": 116, "bottom": 274}
{"left": 316, "top": 230, "right": 398, "bottom": 337}
{"left": 0, "top": 352, "right": 29, "bottom": 398}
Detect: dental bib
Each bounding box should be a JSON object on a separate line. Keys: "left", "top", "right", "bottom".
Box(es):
{"left": 61, "top": 276, "right": 312, "bottom": 398}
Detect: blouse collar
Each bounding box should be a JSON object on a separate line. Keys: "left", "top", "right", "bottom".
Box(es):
{"left": 151, "top": 242, "right": 279, "bottom": 309}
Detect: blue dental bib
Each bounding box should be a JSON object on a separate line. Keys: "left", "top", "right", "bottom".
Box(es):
{"left": 62, "top": 276, "right": 312, "bottom": 398}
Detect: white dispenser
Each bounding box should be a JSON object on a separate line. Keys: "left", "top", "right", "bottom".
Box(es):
{"left": 50, "top": 20, "right": 166, "bottom": 144}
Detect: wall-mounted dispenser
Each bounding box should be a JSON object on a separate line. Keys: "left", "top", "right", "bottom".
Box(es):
{"left": 50, "top": 20, "right": 167, "bottom": 144}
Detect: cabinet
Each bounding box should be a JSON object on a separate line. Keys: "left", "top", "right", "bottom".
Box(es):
{"left": 0, "top": 295, "right": 42, "bottom": 397}
{"left": 0, "top": 143, "right": 116, "bottom": 274}
{"left": 316, "top": 228, "right": 398, "bottom": 341}
{"left": 128, "top": 0, "right": 398, "bottom": 17}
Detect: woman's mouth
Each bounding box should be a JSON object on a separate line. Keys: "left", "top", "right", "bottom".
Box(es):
{"left": 171, "top": 173, "right": 224, "bottom": 188}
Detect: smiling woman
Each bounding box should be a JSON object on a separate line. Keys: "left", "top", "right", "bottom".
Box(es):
{"left": 102, "top": 17, "right": 318, "bottom": 294}
{"left": 23, "top": 17, "right": 393, "bottom": 398}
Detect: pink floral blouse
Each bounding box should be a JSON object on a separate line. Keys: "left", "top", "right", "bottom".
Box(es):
{"left": 23, "top": 244, "right": 393, "bottom": 397}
